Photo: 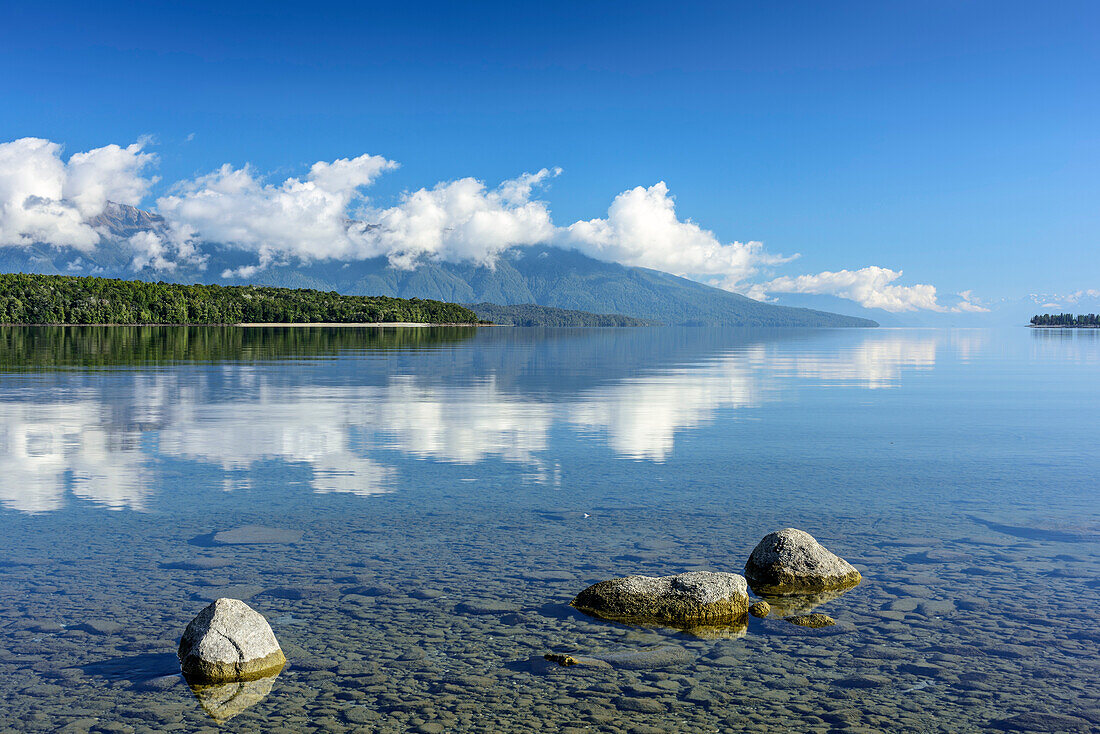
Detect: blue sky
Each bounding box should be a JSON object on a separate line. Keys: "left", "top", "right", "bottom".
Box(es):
{"left": 1, "top": 0, "right": 1097, "bottom": 314}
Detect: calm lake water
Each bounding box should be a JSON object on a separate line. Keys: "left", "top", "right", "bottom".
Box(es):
{"left": 0, "top": 326, "right": 1097, "bottom": 733}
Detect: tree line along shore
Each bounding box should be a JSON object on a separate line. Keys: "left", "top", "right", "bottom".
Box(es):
{"left": 0, "top": 273, "right": 482, "bottom": 325}
{"left": 1029, "top": 313, "right": 1100, "bottom": 327}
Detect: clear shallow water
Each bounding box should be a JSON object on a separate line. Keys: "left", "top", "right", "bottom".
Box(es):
{"left": 0, "top": 325, "right": 1097, "bottom": 733}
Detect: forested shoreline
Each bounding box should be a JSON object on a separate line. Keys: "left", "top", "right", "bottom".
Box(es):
{"left": 0, "top": 274, "right": 481, "bottom": 325}
{"left": 1030, "top": 313, "right": 1100, "bottom": 327}
{"left": 466, "top": 302, "right": 659, "bottom": 327}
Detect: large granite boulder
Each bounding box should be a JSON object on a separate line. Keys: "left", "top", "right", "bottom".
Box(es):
{"left": 744, "top": 528, "right": 861, "bottom": 595}
{"left": 571, "top": 571, "right": 750, "bottom": 625}
{"left": 178, "top": 598, "right": 286, "bottom": 683}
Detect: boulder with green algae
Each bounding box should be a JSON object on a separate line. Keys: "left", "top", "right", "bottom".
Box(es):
{"left": 178, "top": 598, "right": 286, "bottom": 683}
{"left": 748, "top": 600, "right": 771, "bottom": 618}
{"left": 571, "top": 571, "right": 750, "bottom": 625}
{"left": 785, "top": 613, "right": 836, "bottom": 628}
{"left": 744, "top": 528, "right": 861, "bottom": 596}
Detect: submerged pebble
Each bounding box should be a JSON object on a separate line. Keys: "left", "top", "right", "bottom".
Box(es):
{"left": 784, "top": 613, "right": 835, "bottom": 628}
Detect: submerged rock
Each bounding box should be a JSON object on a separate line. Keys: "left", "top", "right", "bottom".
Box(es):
{"left": 571, "top": 571, "right": 750, "bottom": 626}
{"left": 969, "top": 516, "right": 1100, "bottom": 543}
{"left": 744, "top": 528, "right": 861, "bottom": 595}
{"left": 178, "top": 598, "right": 286, "bottom": 684}
{"left": 540, "top": 645, "right": 694, "bottom": 671}
{"left": 77, "top": 620, "right": 124, "bottom": 635}
{"left": 785, "top": 613, "right": 836, "bottom": 628}
{"left": 989, "top": 712, "right": 1094, "bottom": 733}
{"left": 748, "top": 600, "right": 771, "bottom": 618}
{"left": 212, "top": 525, "right": 302, "bottom": 545}
{"left": 162, "top": 558, "right": 232, "bottom": 570}
{"left": 543, "top": 653, "right": 611, "bottom": 669}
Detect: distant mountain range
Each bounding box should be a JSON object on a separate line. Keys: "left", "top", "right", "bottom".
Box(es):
{"left": 1, "top": 203, "right": 877, "bottom": 328}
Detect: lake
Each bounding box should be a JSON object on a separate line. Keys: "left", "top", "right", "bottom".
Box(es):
{"left": 0, "top": 325, "right": 1097, "bottom": 733}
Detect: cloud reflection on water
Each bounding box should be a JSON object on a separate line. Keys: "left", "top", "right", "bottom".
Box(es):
{"left": 0, "top": 328, "right": 950, "bottom": 514}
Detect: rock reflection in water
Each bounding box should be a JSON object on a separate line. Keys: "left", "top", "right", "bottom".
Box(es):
{"left": 680, "top": 614, "right": 749, "bottom": 639}
{"left": 186, "top": 669, "right": 282, "bottom": 723}
{"left": 752, "top": 587, "right": 856, "bottom": 617}
{"left": 571, "top": 614, "right": 749, "bottom": 640}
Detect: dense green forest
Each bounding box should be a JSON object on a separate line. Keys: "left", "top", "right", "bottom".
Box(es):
{"left": 0, "top": 273, "right": 481, "bottom": 325}
{"left": 1030, "top": 313, "right": 1100, "bottom": 327}
{"left": 467, "top": 302, "right": 659, "bottom": 327}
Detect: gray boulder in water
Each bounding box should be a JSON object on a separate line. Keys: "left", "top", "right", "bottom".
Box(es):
{"left": 744, "top": 528, "right": 861, "bottom": 595}
{"left": 571, "top": 571, "right": 750, "bottom": 625}
{"left": 178, "top": 598, "right": 286, "bottom": 683}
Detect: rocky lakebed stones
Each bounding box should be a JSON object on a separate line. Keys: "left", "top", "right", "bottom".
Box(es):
{"left": 178, "top": 598, "right": 286, "bottom": 684}
{"left": 159, "top": 527, "right": 858, "bottom": 721}
{"left": 569, "top": 529, "right": 860, "bottom": 635}
{"left": 10, "top": 503, "right": 1082, "bottom": 734}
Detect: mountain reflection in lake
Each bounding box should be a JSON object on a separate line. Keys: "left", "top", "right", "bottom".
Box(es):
{"left": 0, "top": 327, "right": 942, "bottom": 514}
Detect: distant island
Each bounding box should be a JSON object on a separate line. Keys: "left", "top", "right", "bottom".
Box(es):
{"left": 1029, "top": 313, "right": 1100, "bottom": 328}
{"left": 0, "top": 273, "right": 480, "bottom": 325}
{"left": 466, "top": 302, "right": 659, "bottom": 327}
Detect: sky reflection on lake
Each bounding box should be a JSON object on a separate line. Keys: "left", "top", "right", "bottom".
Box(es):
{"left": 0, "top": 327, "right": 956, "bottom": 514}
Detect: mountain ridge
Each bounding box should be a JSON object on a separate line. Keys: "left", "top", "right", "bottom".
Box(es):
{"left": 0, "top": 203, "right": 878, "bottom": 328}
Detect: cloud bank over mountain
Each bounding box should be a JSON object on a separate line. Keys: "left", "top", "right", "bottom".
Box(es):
{"left": 0, "top": 136, "right": 973, "bottom": 313}
{"left": 0, "top": 137, "right": 156, "bottom": 250}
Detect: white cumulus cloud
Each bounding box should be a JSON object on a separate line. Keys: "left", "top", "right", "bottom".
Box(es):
{"left": 362, "top": 169, "right": 559, "bottom": 269}
{"left": 158, "top": 159, "right": 561, "bottom": 273}
{"left": 953, "top": 290, "right": 989, "bottom": 313}
{"left": 0, "top": 137, "right": 156, "bottom": 249}
{"left": 564, "top": 182, "right": 793, "bottom": 290}
{"left": 156, "top": 154, "right": 397, "bottom": 267}
{"left": 751, "top": 266, "right": 946, "bottom": 313}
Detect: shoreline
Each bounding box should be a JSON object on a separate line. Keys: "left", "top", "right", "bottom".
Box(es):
{"left": 1027, "top": 325, "right": 1100, "bottom": 329}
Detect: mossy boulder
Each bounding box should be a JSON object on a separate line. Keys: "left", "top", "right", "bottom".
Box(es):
{"left": 785, "top": 613, "right": 836, "bottom": 628}
{"left": 748, "top": 600, "right": 771, "bottom": 618}
{"left": 571, "top": 571, "right": 750, "bottom": 626}
{"left": 744, "top": 528, "right": 861, "bottom": 596}
{"left": 178, "top": 598, "right": 286, "bottom": 684}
